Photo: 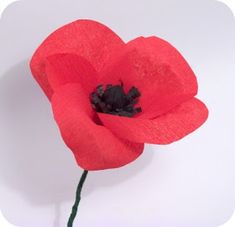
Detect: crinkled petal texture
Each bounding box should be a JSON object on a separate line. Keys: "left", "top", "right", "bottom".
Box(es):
{"left": 30, "top": 19, "right": 208, "bottom": 170}
{"left": 100, "top": 36, "right": 198, "bottom": 119}
{"left": 30, "top": 19, "right": 125, "bottom": 99}
{"left": 51, "top": 84, "right": 144, "bottom": 170}
{"left": 97, "top": 36, "right": 208, "bottom": 144}
{"left": 45, "top": 53, "right": 98, "bottom": 94}
{"left": 98, "top": 98, "right": 208, "bottom": 144}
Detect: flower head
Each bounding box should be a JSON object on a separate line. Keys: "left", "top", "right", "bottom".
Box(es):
{"left": 30, "top": 19, "right": 208, "bottom": 170}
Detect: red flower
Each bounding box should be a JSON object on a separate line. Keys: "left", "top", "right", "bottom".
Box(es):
{"left": 30, "top": 19, "right": 208, "bottom": 170}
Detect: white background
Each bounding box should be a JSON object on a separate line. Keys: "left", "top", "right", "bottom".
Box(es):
{"left": 0, "top": 0, "right": 234, "bottom": 226}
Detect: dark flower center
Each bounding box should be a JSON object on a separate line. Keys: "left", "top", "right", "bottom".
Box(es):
{"left": 90, "top": 82, "right": 142, "bottom": 117}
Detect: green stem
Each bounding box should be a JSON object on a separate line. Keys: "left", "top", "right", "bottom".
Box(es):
{"left": 67, "top": 170, "right": 88, "bottom": 227}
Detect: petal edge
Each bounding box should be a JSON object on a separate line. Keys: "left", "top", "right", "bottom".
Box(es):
{"left": 98, "top": 98, "right": 208, "bottom": 144}
{"left": 51, "top": 83, "right": 144, "bottom": 170}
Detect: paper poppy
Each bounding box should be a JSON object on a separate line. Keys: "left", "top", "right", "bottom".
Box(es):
{"left": 30, "top": 19, "right": 208, "bottom": 171}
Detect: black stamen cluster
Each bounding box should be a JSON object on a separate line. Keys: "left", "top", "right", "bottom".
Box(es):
{"left": 90, "top": 83, "right": 142, "bottom": 117}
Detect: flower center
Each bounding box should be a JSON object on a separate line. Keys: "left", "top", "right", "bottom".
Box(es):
{"left": 90, "top": 83, "right": 142, "bottom": 117}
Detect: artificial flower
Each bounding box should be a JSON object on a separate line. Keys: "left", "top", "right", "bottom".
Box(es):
{"left": 30, "top": 19, "right": 208, "bottom": 171}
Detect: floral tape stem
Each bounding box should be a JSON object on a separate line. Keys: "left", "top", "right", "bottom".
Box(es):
{"left": 67, "top": 170, "right": 88, "bottom": 227}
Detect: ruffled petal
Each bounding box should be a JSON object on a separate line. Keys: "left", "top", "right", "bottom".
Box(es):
{"left": 30, "top": 19, "right": 125, "bottom": 99}
{"left": 98, "top": 98, "right": 208, "bottom": 144}
{"left": 99, "top": 36, "right": 198, "bottom": 119}
{"left": 51, "top": 83, "right": 144, "bottom": 170}
{"left": 46, "top": 53, "right": 98, "bottom": 94}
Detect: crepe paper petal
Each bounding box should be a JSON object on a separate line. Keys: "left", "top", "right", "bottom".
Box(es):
{"left": 46, "top": 53, "right": 98, "bottom": 94}
{"left": 51, "top": 83, "right": 144, "bottom": 170}
{"left": 98, "top": 98, "right": 208, "bottom": 144}
{"left": 99, "top": 36, "right": 198, "bottom": 119}
{"left": 30, "top": 19, "right": 125, "bottom": 99}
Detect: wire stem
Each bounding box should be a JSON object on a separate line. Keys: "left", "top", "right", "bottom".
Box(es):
{"left": 67, "top": 170, "right": 88, "bottom": 227}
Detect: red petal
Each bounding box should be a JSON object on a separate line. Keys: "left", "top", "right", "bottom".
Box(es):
{"left": 46, "top": 53, "right": 98, "bottom": 94}
{"left": 51, "top": 84, "right": 144, "bottom": 170}
{"left": 98, "top": 98, "right": 208, "bottom": 144}
{"left": 30, "top": 19, "right": 125, "bottom": 99}
{"left": 100, "top": 37, "right": 198, "bottom": 119}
